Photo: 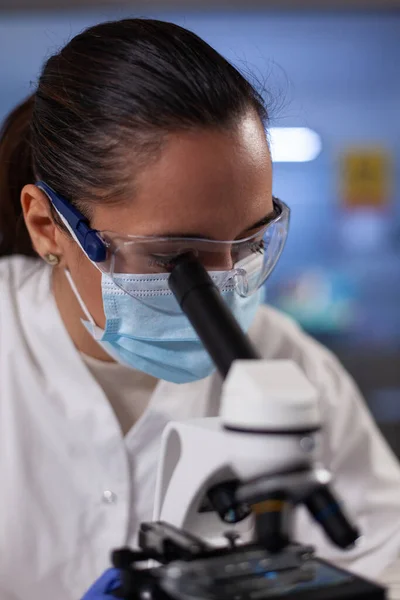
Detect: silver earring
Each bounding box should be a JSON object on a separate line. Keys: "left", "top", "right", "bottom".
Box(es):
{"left": 44, "top": 253, "right": 60, "bottom": 266}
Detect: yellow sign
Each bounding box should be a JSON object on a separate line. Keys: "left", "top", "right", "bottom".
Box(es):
{"left": 341, "top": 148, "right": 391, "bottom": 208}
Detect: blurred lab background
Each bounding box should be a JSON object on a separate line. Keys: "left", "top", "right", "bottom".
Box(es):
{"left": 1, "top": 0, "right": 400, "bottom": 455}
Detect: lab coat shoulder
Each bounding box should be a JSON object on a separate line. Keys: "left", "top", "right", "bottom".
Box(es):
{"left": 251, "top": 302, "right": 341, "bottom": 377}
{"left": 250, "top": 305, "right": 354, "bottom": 469}
{"left": 0, "top": 255, "right": 43, "bottom": 311}
{"left": 251, "top": 305, "right": 400, "bottom": 576}
{"left": 0, "top": 254, "right": 42, "bottom": 285}
{"left": 0, "top": 255, "right": 20, "bottom": 326}
{"left": 251, "top": 304, "right": 393, "bottom": 467}
{"left": 0, "top": 255, "right": 43, "bottom": 358}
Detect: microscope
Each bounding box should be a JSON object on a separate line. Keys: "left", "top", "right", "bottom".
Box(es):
{"left": 112, "top": 253, "right": 386, "bottom": 600}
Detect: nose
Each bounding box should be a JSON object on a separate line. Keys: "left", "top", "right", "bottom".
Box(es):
{"left": 200, "top": 248, "right": 234, "bottom": 271}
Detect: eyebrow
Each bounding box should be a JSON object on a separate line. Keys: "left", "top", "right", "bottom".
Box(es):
{"left": 246, "top": 208, "right": 277, "bottom": 231}
{"left": 158, "top": 207, "right": 277, "bottom": 241}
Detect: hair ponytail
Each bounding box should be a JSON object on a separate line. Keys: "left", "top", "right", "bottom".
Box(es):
{"left": 0, "top": 94, "right": 36, "bottom": 257}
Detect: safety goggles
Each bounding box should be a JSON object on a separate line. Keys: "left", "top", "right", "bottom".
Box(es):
{"left": 37, "top": 181, "right": 290, "bottom": 298}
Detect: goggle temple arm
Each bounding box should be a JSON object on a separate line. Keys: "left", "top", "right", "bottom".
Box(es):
{"left": 36, "top": 180, "right": 107, "bottom": 263}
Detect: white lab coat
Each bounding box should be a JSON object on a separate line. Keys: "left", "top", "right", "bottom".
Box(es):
{"left": 1, "top": 255, "right": 400, "bottom": 600}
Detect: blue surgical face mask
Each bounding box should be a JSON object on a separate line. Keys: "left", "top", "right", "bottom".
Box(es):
{"left": 66, "top": 270, "right": 261, "bottom": 384}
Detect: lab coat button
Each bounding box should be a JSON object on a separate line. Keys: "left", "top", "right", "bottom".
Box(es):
{"left": 102, "top": 490, "right": 118, "bottom": 504}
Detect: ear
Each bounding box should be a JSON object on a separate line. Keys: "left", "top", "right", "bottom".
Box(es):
{"left": 21, "top": 184, "right": 65, "bottom": 261}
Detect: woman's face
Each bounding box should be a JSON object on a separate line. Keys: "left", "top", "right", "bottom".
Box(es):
{"left": 31, "top": 110, "right": 273, "bottom": 329}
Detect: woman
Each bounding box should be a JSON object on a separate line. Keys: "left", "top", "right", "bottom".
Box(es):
{"left": 0, "top": 18, "right": 399, "bottom": 600}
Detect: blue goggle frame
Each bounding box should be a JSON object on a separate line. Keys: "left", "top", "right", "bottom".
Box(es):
{"left": 36, "top": 180, "right": 107, "bottom": 263}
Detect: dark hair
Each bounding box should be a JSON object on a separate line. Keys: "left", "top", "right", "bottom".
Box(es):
{"left": 0, "top": 18, "right": 267, "bottom": 258}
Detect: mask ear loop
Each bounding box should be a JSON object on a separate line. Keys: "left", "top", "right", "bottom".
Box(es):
{"left": 64, "top": 269, "right": 103, "bottom": 340}
{"left": 40, "top": 185, "right": 108, "bottom": 339}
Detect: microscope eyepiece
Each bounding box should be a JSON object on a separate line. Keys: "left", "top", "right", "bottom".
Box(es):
{"left": 168, "top": 252, "right": 259, "bottom": 379}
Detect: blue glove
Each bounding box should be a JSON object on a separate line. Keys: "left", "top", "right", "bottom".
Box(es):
{"left": 81, "top": 568, "right": 122, "bottom": 600}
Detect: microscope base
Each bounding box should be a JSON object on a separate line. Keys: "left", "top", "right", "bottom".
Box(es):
{"left": 112, "top": 531, "right": 385, "bottom": 600}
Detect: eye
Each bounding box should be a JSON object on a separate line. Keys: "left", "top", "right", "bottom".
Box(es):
{"left": 148, "top": 254, "right": 178, "bottom": 271}
{"left": 249, "top": 239, "right": 266, "bottom": 254}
